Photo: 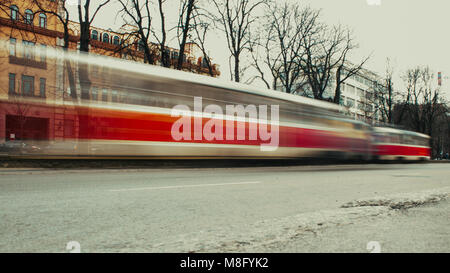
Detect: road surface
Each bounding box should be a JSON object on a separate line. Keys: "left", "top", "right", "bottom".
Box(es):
{"left": 0, "top": 163, "right": 449, "bottom": 252}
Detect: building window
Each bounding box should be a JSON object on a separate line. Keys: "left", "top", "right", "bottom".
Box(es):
{"left": 91, "top": 30, "right": 98, "bottom": 40}
{"left": 346, "top": 98, "right": 355, "bottom": 108}
{"left": 39, "top": 44, "right": 46, "bottom": 62}
{"left": 137, "top": 40, "right": 145, "bottom": 51}
{"left": 39, "top": 14, "right": 47, "bottom": 28}
{"left": 102, "top": 33, "right": 109, "bottom": 43}
{"left": 357, "top": 88, "right": 364, "bottom": 98}
{"left": 91, "top": 87, "right": 98, "bottom": 101}
{"left": 39, "top": 78, "right": 46, "bottom": 97}
{"left": 357, "top": 101, "right": 365, "bottom": 111}
{"left": 162, "top": 49, "right": 170, "bottom": 64}
{"left": 202, "top": 57, "right": 209, "bottom": 68}
{"left": 9, "top": 38, "right": 16, "bottom": 56}
{"left": 102, "top": 89, "right": 108, "bottom": 102}
{"left": 23, "top": 41, "right": 35, "bottom": 60}
{"left": 24, "top": 9, "right": 33, "bottom": 25}
{"left": 10, "top": 5, "right": 18, "bottom": 21}
{"left": 113, "top": 36, "right": 120, "bottom": 45}
{"left": 112, "top": 90, "right": 118, "bottom": 102}
{"left": 9, "top": 73, "right": 16, "bottom": 94}
{"left": 22, "top": 75, "right": 35, "bottom": 96}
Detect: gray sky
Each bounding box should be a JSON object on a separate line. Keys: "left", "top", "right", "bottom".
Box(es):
{"left": 300, "top": 0, "right": 450, "bottom": 97}
{"left": 82, "top": 0, "right": 450, "bottom": 99}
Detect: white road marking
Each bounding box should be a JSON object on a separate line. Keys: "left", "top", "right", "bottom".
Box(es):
{"left": 108, "top": 181, "right": 262, "bottom": 192}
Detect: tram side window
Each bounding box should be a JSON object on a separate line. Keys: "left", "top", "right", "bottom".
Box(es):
{"left": 373, "top": 134, "right": 384, "bottom": 143}
{"left": 403, "top": 135, "right": 413, "bottom": 145}
{"left": 390, "top": 134, "right": 400, "bottom": 144}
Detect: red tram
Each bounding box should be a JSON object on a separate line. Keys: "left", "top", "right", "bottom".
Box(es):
{"left": 371, "top": 127, "right": 431, "bottom": 161}
{"left": 0, "top": 44, "right": 430, "bottom": 161}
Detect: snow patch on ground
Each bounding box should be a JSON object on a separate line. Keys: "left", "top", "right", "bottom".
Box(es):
{"left": 155, "top": 187, "right": 450, "bottom": 252}
{"left": 341, "top": 187, "right": 450, "bottom": 209}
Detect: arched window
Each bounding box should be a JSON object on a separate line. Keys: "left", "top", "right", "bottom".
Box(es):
{"left": 91, "top": 30, "right": 98, "bottom": 40}
{"left": 24, "top": 9, "right": 33, "bottom": 24}
{"left": 102, "top": 33, "right": 109, "bottom": 43}
{"left": 113, "top": 36, "right": 120, "bottom": 45}
{"left": 137, "top": 40, "right": 145, "bottom": 51}
{"left": 10, "top": 5, "right": 18, "bottom": 21}
{"left": 39, "top": 13, "right": 47, "bottom": 28}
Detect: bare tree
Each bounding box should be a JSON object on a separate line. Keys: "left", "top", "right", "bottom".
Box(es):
{"left": 77, "top": 0, "right": 111, "bottom": 53}
{"left": 300, "top": 23, "right": 369, "bottom": 101}
{"left": 248, "top": 26, "right": 276, "bottom": 89}
{"left": 32, "top": 0, "right": 71, "bottom": 48}
{"left": 369, "top": 59, "right": 398, "bottom": 124}
{"left": 212, "top": 0, "right": 265, "bottom": 82}
{"left": 176, "top": 0, "right": 197, "bottom": 70}
{"left": 0, "top": 0, "right": 42, "bottom": 43}
{"left": 395, "top": 66, "right": 448, "bottom": 157}
{"left": 333, "top": 53, "right": 370, "bottom": 104}
{"left": 117, "top": 0, "right": 156, "bottom": 64}
{"left": 249, "top": 2, "right": 320, "bottom": 93}
{"left": 156, "top": 0, "right": 168, "bottom": 67}
{"left": 191, "top": 5, "right": 215, "bottom": 76}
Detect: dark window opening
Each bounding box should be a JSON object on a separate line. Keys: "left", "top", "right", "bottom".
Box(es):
{"left": 113, "top": 36, "right": 120, "bottom": 45}
{"left": 24, "top": 9, "right": 33, "bottom": 24}
{"left": 39, "top": 78, "right": 46, "bottom": 97}
{"left": 91, "top": 30, "right": 98, "bottom": 40}
{"left": 102, "top": 89, "right": 108, "bottom": 102}
{"left": 102, "top": 33, "right": 109, "bottom": 43}
{"left": 91, "top": 87, "right": 98, "bottom": 101}
{"left": 21, "top": 75, "right": 34, "bottom": 96}
{"left": 138, "top": 40, "right": 145, "bottom": 52}
{"left": 10, "top": 5, "right": 18, "bottom": 21}
{"left": 39, "top": 14, "right": 47, "bottom": 28}
{"left": 9, "top": 73, "right": 16, "bottom": 94}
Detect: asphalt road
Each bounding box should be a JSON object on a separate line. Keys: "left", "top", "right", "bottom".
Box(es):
{"left": 0, "top": 163, "right": 449, "bottom": 253}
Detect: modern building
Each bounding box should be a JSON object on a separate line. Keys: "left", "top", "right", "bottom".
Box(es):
{"left": 278, "top": 65, "right": 383, "bottom": 124}
{"left": 335, "top": 67, "right": 381, "bottom": 124}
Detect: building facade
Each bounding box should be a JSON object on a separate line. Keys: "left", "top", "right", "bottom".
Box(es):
{"left": 0, "top": 0, "right": 220, "bottom": 144}
{"left": 336, "top": 68, "right": 381, "bottom": 124}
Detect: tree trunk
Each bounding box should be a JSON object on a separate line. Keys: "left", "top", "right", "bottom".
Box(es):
{"left": 234, "top": 55, "right": 240, "bottom": 82}
{"left": 177, "top": 0, "right": 195, "bottom": 70}
{"left": 333, "top": 67, "right": 342, "bottom": 104}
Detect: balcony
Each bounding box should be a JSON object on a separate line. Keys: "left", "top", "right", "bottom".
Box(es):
{"left": 9, "top": 55, "right": 47, "bottom": 70}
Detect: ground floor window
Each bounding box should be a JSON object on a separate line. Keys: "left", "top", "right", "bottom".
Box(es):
{"left": 5, "top": 115, "right": 49, "bottom": 141}
{"left": 21, "top": 75, "right": 35, "bottom": 96}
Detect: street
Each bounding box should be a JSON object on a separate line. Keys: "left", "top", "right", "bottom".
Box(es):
{"left": 0, "top": 163, "right": 449, "bottom": 253}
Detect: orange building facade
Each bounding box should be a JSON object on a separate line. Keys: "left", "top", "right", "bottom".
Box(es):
{"left": 0, "top": 0, "right": 220, "bottom": 144}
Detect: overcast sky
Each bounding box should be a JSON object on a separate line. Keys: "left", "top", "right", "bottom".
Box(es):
{"left": 81, "top": 0, "right": 450, "bottom": 99}
{"left": 300, "top": 0, "right": 450, "bottom": 97}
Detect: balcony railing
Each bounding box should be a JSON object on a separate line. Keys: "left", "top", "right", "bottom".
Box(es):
{"left": 9, "top": 55, "right": 47, "bottom": 70}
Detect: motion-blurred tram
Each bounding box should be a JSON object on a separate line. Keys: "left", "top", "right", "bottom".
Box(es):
{"left": 371, "top": 127, "right": 431, "bottom": 161}
{"left": 0, "top": 44, "right": 430, "bottom": 161}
